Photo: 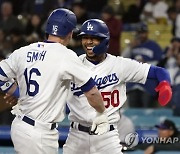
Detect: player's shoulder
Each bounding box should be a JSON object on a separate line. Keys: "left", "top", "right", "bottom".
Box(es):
{"left": 108, "top": 54, "right": 142, "bottom": 66}
{"left": 9, "top": 43, "right": 32, "bottom": 57}
{"left": 106, "top": 54, "right": 127, "bottom": 62}
{"left": 114, "top": 55, "right": 135, "bottom": 62}
{"left": 64, "top": 48, "right": 79, "bottom": 59}
{"left": 15, "top": 42, "right": 40, "bottom": 53}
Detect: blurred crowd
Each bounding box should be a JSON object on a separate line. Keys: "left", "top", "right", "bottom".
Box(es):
{"left": 0, "top": 0, "right": 180, "bottom": 125}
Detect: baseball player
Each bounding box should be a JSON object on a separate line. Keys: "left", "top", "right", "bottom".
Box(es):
{"left": 63, "top": 19, "right": 172, "bottom": 154}
{"left": 0, "top": 9, "right": 109, "bottom": 154}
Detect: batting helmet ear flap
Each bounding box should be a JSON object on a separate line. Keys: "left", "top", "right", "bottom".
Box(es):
{"left": 92, "top": 38, "right": 109, "bottom": 55}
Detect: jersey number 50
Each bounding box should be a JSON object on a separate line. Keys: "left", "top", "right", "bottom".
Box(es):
{"left": 24, "top": 68, "right": 41, "bottom": 96}
{"left": 101, "top": 90, "right": 120, "bottom": 108}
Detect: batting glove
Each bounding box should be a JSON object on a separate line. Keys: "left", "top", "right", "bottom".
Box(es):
{"left": 155, "top": 80, "right": 172, "bottom": 106}
{"left": 90, "top": 111, "right": 109, "bottom": 135}
{"left": 11, "top": 104, "right": 21, "bottom": 116}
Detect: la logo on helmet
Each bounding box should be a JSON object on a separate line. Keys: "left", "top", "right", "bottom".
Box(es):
{"left": 87, "top": 22, "right": 93, "bottom": 31}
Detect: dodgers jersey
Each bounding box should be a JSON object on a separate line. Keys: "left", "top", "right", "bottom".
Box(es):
{"left": 67, "top": 54, "right": 150, "bottom": 125}
{"left": 0, "top": 42, "right": 94, "bottom": 123}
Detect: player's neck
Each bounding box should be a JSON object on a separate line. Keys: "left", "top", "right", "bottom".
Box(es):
{"left": 47, "top": 35, "right": 69, "bottom": 46}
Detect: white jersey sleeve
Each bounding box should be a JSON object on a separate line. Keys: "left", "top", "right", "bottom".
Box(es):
{"left": 61, "top": 49, "right": 94, "bottom": 88}
{"left": 0, "top": 49, "right": 19, "bottom": 80}
{"left": 118, "top": 57, "right": 150, "bottom": 84}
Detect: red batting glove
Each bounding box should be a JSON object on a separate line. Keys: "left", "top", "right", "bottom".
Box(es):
{"left": 155, "top": 81, "right": 172, "bottom": 106}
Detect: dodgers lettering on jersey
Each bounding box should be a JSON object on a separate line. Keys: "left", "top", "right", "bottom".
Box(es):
{"left": 27, "top": 51, "right": 47, "bottom": 62}
{"left": 71, "top": 73, "right": 119, "bottom": 96}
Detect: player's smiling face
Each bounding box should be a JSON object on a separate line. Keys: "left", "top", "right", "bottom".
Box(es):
{"left": 81, "top": 35, "right": 101, "bottom": 58}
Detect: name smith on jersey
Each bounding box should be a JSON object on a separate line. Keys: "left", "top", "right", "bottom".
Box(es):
{"left": 27, "top": 51, "right": 47, "bottom": 62}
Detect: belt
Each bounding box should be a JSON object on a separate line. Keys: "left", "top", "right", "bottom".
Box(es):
{"left": 21, "top": 116, "right": 57, "bottom": 130}
{"left": 71, "top": 122, "right": 115, "bottom": 135}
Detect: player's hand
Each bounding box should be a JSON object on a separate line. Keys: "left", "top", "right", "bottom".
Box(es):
{"left": 90, "top": 112, "right": 109, "bottom": 135}
{"left": 155, "top": 80, "right": 172, "bottom": 106}
{"left": 11, "top": 104, "right": 21, "bottom": 115}
{"left": 4, "top": 93, "right": 18, "bottom": 105}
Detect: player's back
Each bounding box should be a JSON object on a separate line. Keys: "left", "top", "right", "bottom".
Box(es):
{"left": 5, "top": 42, "right": 76, "bottom": 123}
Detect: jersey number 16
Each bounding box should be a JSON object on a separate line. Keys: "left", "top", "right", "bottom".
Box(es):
{"left": 24, "top": 68, "right": 41, "bottom": 96}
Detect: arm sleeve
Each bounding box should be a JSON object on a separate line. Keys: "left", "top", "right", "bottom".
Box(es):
{"left": 143, "top": 65, "right": 171, "bottom": 95}
{"left": 147, "top": 65, "right": 171, "bottom": 83}
{"left": 120, "top": 57, "right": 150, "bottom": 84}
{"left": 0, "top": 79, "right": 15, "bottom": 93}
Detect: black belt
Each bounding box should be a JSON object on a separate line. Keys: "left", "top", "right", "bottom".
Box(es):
{"left": 71, "top": 122, "right": 115, "bottom": 135}
{"left": 22, "top": 116, "right": 57, "bottom": 130}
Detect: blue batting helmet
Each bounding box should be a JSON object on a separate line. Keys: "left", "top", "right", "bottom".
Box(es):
{"left": 79, "top": 19, "right": 110, "bottom": 54}
{"left": 79, "top": 19, "right": 109, "bottom": 39}
{"left": 45, "top": 8, "right": 77, "bottom": 37}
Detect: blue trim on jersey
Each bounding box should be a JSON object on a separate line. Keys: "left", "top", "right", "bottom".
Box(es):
{"left": 80, "top": 78, "right": 96, "bottom": 92}
{"left": 87, "top": 60, "right": 99, "bottom": 65}
{"left": 0, "top": 67, "right": 7, "bottom": 77}
{"left": 44, "top": 40, "right": 56, "bottom": 43}
{"left": 74, "top": 91, "right": 83, "bottom": 97}
{"left": 0, "top": 80, "right": 5, "bottom": 86}
{"left": 148, "top": 65, "right": 171, "bottom": 83}
{"left": 12, "top": 87, "right": 20, "bottom": 98}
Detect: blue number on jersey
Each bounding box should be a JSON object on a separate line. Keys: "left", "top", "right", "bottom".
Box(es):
{"left": 24, "top": 68, "right": 41, "bottom": 96}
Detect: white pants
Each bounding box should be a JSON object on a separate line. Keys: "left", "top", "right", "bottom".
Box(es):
{"left": 63, "top": 127, "right": 123, "bottom": 154}
{"left": 11, "top": 117, "right": 59, "bottom": 154}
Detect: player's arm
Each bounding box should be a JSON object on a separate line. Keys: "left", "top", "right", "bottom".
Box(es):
{"left": 80, "top": 78, "right": 108, "bottom": 135}
{"left": 80, "top": 77, "right": 105, "bottom": 113}
{"left": 0, "top": 50, "right": 20, "bottom": 98}
{"left": 0, "top": 80, "right": 19, "bottom": 98}
{"left": 147, "top": 65, "right": 172, "bottom": 106}
{"left": 83, "top": 85, "right": 105, "bottom": 113}
{"left": 0, "top": 67, "right": 19, "bottom": 98}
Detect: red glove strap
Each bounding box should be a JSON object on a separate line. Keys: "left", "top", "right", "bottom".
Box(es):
{"left": 155, "top": 81, "right": 172, "bottom": 106}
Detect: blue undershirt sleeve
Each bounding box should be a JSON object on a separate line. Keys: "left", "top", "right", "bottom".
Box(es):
{"left": 144, "top": 65, "right": 171, "bottom": 95}
{"left": 0, "top": 67, "right": 8, "bottom": 77}
{"left": 147, "top": 65, "right": 171, "bottom": 83}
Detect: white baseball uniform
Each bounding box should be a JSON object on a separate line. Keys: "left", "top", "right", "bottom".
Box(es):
{"left": 0, "top": 42, "right": 95, "bottom": 154}
{"left": 63, "top": 54, "right": 150, "bottom": 154}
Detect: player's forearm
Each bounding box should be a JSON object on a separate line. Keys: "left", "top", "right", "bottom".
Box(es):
{"left": 84, "top": 86, "right": 105, "bottom": 113}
